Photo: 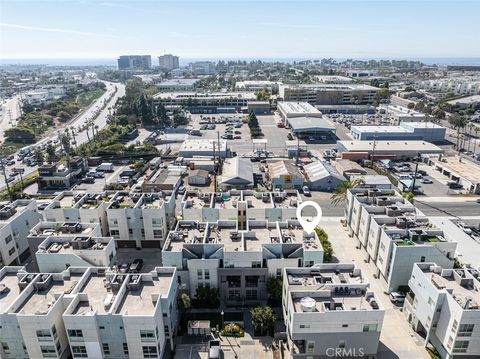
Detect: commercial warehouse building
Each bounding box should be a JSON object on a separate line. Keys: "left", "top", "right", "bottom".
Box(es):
{"left": 350, "top": 122, "right": 446, "bottom": 142}
{"left": 337, "top": 140, "right": 444, "bottom": 160}
{"left": 277, "top": 101, "right": 322, "bottom": 121}
{"left": 179, "top": 139, "right": 228, "bottom": 158}
{"left": 287, "top": 117, "right": 336, "bottom": 138}
{"left": 381, "top": 105, "right": 430, "bottom": 125}
{"left": 279, "top": 84, "right": 379, "bottom": 105}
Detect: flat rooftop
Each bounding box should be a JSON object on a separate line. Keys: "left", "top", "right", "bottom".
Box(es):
{"left": 291, "top": 292, "right": 380, "bottom": 313}
{"left": 244, "top": 193, "right": 274, "bottom": 209}
{"left": 116, "top": 274, "right": 173, "bottom": 316}
{"left": 245, "top": 226, "right": 279, "bottom": 251}
{"left": 430, "top": 156, "right": 480, "bottom": 185}
{"left": 0, "top": 201, "right": 30, "bottom": 222}
{"left": 423, "top": 268, "right": 480, "bottom": 310}
{"left": 17, "top": 275, "right": 82, "bottom": 315}
{"left": 277, "top": 101, "right": 321, "bottom": 115}
{"left": 183, "top": 193, "right": 212, "bottom": 209}
{"left": 0, "top": 273, "right": 22, "bottom": 313}
{"left": 166, "top": 222, "right": 207, "bottom": 251}
{"left": 73, "top": 273, "right": 117, "bottom": 315}
{"left": 338, "top": 140, "right": 444, "bottom": 153}
{"left": 207, "top": 224, "right": 242, "bottom": 251}
{"left": 286, "top": 267, "right": 363, "bottom": 287}
{"left": 59, "top": 193, "right": 78, "bottom": 208}
{"left": 213, "top": 192, "right": 242, "bottom": 209}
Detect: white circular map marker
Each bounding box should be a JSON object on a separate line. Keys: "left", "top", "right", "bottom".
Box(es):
{"left": 296, "top": 201, "right": 323, "bottom": 235}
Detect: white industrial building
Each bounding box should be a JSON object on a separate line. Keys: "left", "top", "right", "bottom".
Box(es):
{"left": 218, "top": 156, "right": 254, "bottom": 190}
{"left": 381, "top": 105, "right": 430, "bottom": 125}
{"left": 0, "top": 266, "right": 178, "bottom": 359}
{"left": 303, "top": 161, "right": 346, "bottom": 191}
{"left": 283, "top": 265, "right": 385, "bottom": 358}
{"left": 345, "top": 187, "right": 456, "bottom": 293}
{"left": 404, "top": 263, "right": 480, "bottom": 359}
{"left": 0, "top": 200, "right": 42, "bottom": 267}
{"left": 277, "top": 101, "right": 322, "bottom": 121}
{"left": 350, "top": 122, "right": 446, "bottom": 142}
{"left": 179, "top": 139, "right": 228, "bottom": 158}
{"left": 163, "top": 190, "right": 322, "bottom": 305}
{"left": 235, "top": 80, "right": 280, "bottom": 92}
{"left": 155, "top": 78, "right": 199, "bottom": 92}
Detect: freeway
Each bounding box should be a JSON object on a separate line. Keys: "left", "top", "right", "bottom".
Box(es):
{"left": 0, "top": 94, "right": 22, "bottom": 142}
{"left": 0, "top": 81, "right": 125, "bottom": 191}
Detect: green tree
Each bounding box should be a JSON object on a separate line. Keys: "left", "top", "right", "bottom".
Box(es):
{"left": 248, "top": 112, "right": 259, "bottom": 128}
{"left": 267, "top": 277, "right": 283, "bottom": 307}
{"left": 4, "top": 126, "right": 35, "bottom": 143}
{"left": 192, "top": 286, "right": 220, "bottom": 308}
{"left": 46, "top": 144, "right": 57, "bottom": 162}
{"left": 330, "top": 178, "right": 365, "bottom": 206}
{"left": 34, "top": 148, "right": 44, "bottom": 164}
{"left": 250, "top": 306, "right": 275, "bottom": 336}
{"left": 315, "top": 227, "right": 333, "bottom": 262}
{"left": 255, "top": 87, "right": 270, "bottom": 101}
{"left": 173, "top": 113, "right": 188, "bottom": 127}
{"left": 402, "top": 191, "right": 415, "bottom": 204}
{"left": 449, "top": 114, "right": 467, "bottom": 149}
{"left": 179, "top": 293, "right": 191, "bottom": 312}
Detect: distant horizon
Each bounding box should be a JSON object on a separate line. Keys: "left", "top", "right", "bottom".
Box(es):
{"left": 2, "top": 56, "right": 480, "bottom": 67}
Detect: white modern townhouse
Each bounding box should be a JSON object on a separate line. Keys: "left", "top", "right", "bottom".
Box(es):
{"left": 345, "top": 188, "right": 456, "bottom": 292}
{"left": 0, "top": 266, "right": 178, "bottom": 359}
{"left": 163, "top": 190, "right": 323, "bottom": 306}
{"left": 0, "top": 199, "right": 42, "bottom": 266}
{"left": 106, "top": 192, "right": 176, "bottom": 248}
{"left": 404, "top": 263, "right": 480, "bottom": 359}
{"left": 283, "top": 264, "right": 385, "bottom": 359}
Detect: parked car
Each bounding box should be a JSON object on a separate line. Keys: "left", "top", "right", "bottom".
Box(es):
{"left": 421, "top": 178, "right": 433, "bottom": 184}
{"left": 302, "top": 186, "right": 311, "bottom": 196}
{"left": 177, "top": 186, "right": 186, "bottom": 195}
{"left": 457, "top": 222, "right": 473, "bottom": 234}
{"left": 130, "top": 258, "right": 144, "bottom": 273}
{"left": 82, "top": 177, "right": 95, "bottom": 184}
{"left": 119, "top": 263, "right": 130, "bottom": 273}
{"left": 389, "top": 291, "right": 406, "bottom": 304}
{"left": 448, "top": 182, "right": 463, "bottom": 189}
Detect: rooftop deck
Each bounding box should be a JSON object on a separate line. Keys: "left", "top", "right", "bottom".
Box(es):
{"left": 292, "top": 292, "right": 380, "bottom": 313}
{"left": 0, "top": 273, "right": 23, "bottom": 313}
{"left": 166, "top": 222, "right": 207, "bottom": 251}
{"left": 287, "top": 269, "right": 364, "bottom": 287}
{"left": 73, "top": 273, "right": 117, "bottom": 315}
{"left": 245, "top": 227, "right": 279, "bottom": 251}
{"left": 17, "top": 274, "right": 82, "bottom": 315}
{"left": 208, "top": 224, "right": 242, "bottom": 251}
{"left": 184, "top": 193, "right": 212, "bottom": 209}
{"left": 116, "top": 274, "right": 173, "bottom": 316}
{"left": 424, "top": 268, "right": 480, "bottom": 310}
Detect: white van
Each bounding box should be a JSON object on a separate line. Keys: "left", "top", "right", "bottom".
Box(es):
{"left": 133, "top": 180, "right": 144, "bottom": 192}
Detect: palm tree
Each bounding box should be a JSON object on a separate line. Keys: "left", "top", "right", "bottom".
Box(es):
{"left": 330, "top": 178, "right": 365, "bottom": 206}
{"left": 449, "top": 114, "right": 467, "bottom": 150}
{"left": 474, "top": 127, "right": 479, "bottom": 156}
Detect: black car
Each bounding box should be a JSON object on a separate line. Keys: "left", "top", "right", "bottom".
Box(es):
{"left": 130, "top": 258, "right": 144, "bottom": 273}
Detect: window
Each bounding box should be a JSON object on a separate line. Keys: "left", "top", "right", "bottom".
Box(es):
{"left": 109, "top": 218, "right": 118, "bottom": 226}
{"left": 363, "top": 324, "right": 378, "bottom": 332}
{"left": 276, "top": 268, "right": 282, "bottom": 278}
{"left": 8, "top": 247, "right": 15, "bottom": 256}
{"left": 204, "top": 269, "right": 210, "bottom": 280}
{"left": 339, "top": 340, "right": 346, "bottom": 348}
{"left": 452, "top": 320, "right": 459, "bottom": 332}
{"left": 252, "top": 261, "right": 261, "bottom": 268}
{"left": 299, "top": 324, "right": 310, "bottom": 329}
{"left": 4, "top": 235, "right": 13, "bottom": 244}
{"left": 197, "top": 269, "right": 203, "bottom": 280}
{"left": 40, "top": 345, "right": 57, "bottom": 358}
{"left": 128, "top": 228, "right": 133, "bottom": 235}
{"left": 110, "top": 230, "right": 120, "bottom": 236}
{"left": 447, "top": 336, "right": 454, "bottom": 348}
{"left": 306, "top": 341, "right": 315, "bottom": 354}
{"left": 71, "top": 345, "right": 88, "bottom": 358}
{"left": 342, "top": 324, "right": 349, "bottom": 328}
{"left": 453, "top": 340, "right": 469, "bottom": 353}
{"left": 2, "top": 343, "right": 10, "bottom": 354}
{"left": 458, "top": 324, "right": 474, "bottom": 337}
{"left": 420, "top": 256, "right": 426, "bottom": 262}
{"left": 36, "top": 329, "right": 52, "bottom": 341}
{"left": 152, "top": 218, "right": 163, "bottom": 227}
{"left": 123, "top": 343, "right": 129, "bottom": 355}
{"left": 140, "top": 330, "right": 156, "bottom": 342}
{"left": 305, "top": 261, "right": 314, "bottom": 267}
{"left": 68, "top": 329, "right": 84, "bottom": 341}
{"left": 164, "top": 325, "right": 170, "bottom": 336}
{"left": 102, "top": 343, "right": 110, "bottom": 355}
{"left": 142, "top": 346, "right": 158, "bottom": 358}
{"left": 246, "top": 289, "right": 257, "bottom": 300}
{"left": 153, "top": 230, "right": 163, "bottom": 239}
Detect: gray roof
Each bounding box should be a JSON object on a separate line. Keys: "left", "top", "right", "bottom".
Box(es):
{"left": 219, "top": 157, "right": 254, "bottom": 185}
{"left": 287, "top": 116, "right": 336, "bottom": 132}
{"left": 304, "top": 161, "right": 346, "bottom": 183}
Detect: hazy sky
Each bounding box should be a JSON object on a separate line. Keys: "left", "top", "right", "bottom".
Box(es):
{"left": 1, "top": 0, "right": 480, "bottom": 60}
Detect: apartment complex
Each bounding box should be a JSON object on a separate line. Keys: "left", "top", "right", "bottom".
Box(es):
{"left": 404, "top": 263, "right": 480, "bottom": 359}
{"left": 117, "top": 55, "right": 152, "bottom": 70}
{"left": 415, "top": 77, "right": 480, "bottom": 96}
{"left": 42, "top": 191, "right": 176, "bottom": 249}
{"left": 279, "top": 84, "right": 379, "bottom": 105}
{"left": 162, "top": 190, "right": 324, "bottom": 305}
{"left": 0, "top": 200, "right": 42, "bottom": 266}
{"left": 283, "top": 265, "right": 385, "bottom": 358}
{"left": 345, "top": 188, "right": 456, "bottom": 292}
{"left": 157, "top": 54, "right": 179, "bottom": 70}
{"left": 0, "top": 266, "right": 178, "bottom": 359}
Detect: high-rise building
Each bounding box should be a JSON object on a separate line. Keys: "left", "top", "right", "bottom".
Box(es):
{"left": 117, "top": 55, "right": 152, "bottom": 70}
{"left": 158, "top": 54, "right": 179, "bottom": 70}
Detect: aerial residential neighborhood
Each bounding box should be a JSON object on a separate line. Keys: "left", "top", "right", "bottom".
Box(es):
{"left": 1, "top": 1, "right": 480, "bottom": 359}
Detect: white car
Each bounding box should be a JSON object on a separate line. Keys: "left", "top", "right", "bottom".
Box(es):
{"left": 302, "top": 186, "right": 311, "bottom": 196}
{"left": 389, "top": 292, "right": 406, "bottom": 304}
{"left": 458, "top": 222, "right": 473, "bottom": 234}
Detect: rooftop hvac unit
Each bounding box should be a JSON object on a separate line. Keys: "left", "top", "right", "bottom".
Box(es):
{"left": 300, "top": 296, "right": 316, "bottom": 312}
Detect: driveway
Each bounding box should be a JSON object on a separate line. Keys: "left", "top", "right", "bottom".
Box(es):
{"left": 320, "top": 217, "right": 430, "bottom": 359}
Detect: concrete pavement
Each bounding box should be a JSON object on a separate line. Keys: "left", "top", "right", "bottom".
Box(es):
{"left": 320, "top": 217, "right": 430, "bottom": 359}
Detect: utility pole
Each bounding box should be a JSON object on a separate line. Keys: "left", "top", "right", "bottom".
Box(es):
{"left": 213, "top": 141, "right": 217, "bottom": 192}
{"left": 371, "top": 134, "right": 377, "bottom": 168}
{"left": 296, "top": 136, "right": 300, "bottom": 166}
{"left": 1, "top": 165, "right": 13, "bottom": 201}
